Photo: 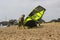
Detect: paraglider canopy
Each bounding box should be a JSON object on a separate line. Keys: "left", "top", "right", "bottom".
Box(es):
{"left": 24, "top": 5, "right": 46, "bottom": 27}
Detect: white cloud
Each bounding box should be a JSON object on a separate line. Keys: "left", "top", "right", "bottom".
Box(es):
{"left": 0, "top": 0, "right": 60, "bottom": 21}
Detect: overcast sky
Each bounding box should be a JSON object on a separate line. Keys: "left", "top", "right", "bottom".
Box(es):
{"left": 0, "top": 0, "right": 60, "bottom": 22}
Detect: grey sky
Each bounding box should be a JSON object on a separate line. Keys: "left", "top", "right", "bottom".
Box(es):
{"left": 0, "top": 0, "right": 60, "bottom": 22}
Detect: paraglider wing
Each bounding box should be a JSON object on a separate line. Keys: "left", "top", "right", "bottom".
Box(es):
{"left": 24, "top": 5, "right": 46, "bottom": 25}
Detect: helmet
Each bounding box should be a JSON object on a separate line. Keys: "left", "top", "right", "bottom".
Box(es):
{"left": 22, "top": 14, "right": 25, "bottom": 17}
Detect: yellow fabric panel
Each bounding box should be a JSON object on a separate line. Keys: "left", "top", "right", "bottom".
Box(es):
{"left": 32, "top": 10, "right": 44, "bottom": 21}
{"left": 34, "top": 16, "right": 39, "bottom": 20}
{"left": 26, "top": 17, "right": 32, "bottom": 21}
{"left": 37, "top": 13, "right": 41, "bottom": 17}
{"left": 40, "top": 10, "right": 44, "bottom": 15}
{"left": 32, "top": 15, "right": 37, "bottom": 19}
{"left": 24, "top": 17, "right": 32, "bottom": 24}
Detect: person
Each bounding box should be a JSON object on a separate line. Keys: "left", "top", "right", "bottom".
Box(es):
{"left": 18, "top": 14, "right": 25, "bottom": 29}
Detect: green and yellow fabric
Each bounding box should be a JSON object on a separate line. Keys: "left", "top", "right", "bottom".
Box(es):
{"left": 24, "top": 5, "right": 46, "bottom": 24}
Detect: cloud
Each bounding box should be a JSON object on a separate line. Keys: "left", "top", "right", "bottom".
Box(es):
{"left": 0, "top": 0, "right": 60, "bottom": 21}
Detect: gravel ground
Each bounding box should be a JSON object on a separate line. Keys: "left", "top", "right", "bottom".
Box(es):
{"left": 0, "top": 22, "right": 60, "bottom": 40}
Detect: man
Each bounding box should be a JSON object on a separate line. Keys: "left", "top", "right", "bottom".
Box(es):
{"left": 18, "top": 14, "right": 25, "bottom": 29}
